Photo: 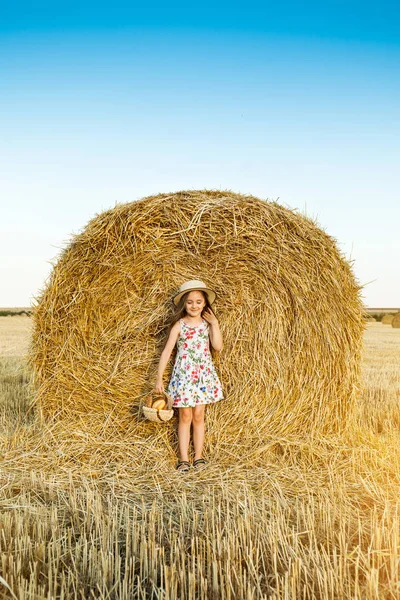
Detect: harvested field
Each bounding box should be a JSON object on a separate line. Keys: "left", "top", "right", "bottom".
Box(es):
{"left": 0, "top": 318, "right": 400, "bottom": 598}
{"left": 0, "top": 312, "right": 33, "bottom": 357}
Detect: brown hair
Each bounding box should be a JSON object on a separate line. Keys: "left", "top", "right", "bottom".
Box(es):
{"left": 162, "top": 290, "right": 216, "bottom": 350}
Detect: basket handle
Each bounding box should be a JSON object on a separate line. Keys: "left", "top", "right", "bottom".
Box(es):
{"left": 163, "top": 391, "right": 174, "bottom": 410}
{"left": 148, "top": 390, "right": 174, "bottom": 410}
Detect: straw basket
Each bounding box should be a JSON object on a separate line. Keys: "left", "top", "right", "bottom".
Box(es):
{"left": 142, "top": 391, "right": 174, "bottom": 423}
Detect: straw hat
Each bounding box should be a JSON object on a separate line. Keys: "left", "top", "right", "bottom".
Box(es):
{"left": 173, "top": 280, "right": 216, "bottom": 306}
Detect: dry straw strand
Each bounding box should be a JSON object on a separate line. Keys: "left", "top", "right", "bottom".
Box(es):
{"left": 27, "top": 189, "right": 364, "bottom": 465}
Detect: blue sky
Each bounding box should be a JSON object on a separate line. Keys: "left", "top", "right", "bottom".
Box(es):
{"left": 1, "top": 1, "right": 399, "bottom": 307}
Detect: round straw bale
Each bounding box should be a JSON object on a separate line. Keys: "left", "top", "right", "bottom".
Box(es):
{"left": 392, "top": 312, "right": 400, "bottom": 328}
{"left": 28, "top": 190, "right": 364, "bottom": 450}
{"left": 381, "top": 314, "right": 394, "bottom": 325}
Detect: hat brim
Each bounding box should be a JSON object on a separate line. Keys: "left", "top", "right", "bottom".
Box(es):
{"left": 173, "top": 287, "right": 216, "bottom": 306}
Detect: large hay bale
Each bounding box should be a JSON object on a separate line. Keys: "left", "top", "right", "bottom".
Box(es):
{"left": 382, "top": 314, "right": 394, "bottom": 325}
{"left": 392, "top": 312, "right": 400, "bottom": 328}
{"left": 28, "top": 190, "right": 364, "bottom": 456}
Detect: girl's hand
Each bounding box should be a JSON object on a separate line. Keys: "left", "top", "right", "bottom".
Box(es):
{"left": 203, "top": 307, "right": 218, "bottom": 325}
{"left": 154, "top": 381, "right": 164, "bottom": 395}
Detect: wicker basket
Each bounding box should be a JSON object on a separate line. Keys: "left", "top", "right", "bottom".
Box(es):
{"left": 142, "top": 391, "right": 175, "bottom": 423}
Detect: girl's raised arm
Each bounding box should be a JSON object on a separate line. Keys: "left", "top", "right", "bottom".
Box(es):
{"left": 203, "top": 308, "right": 223, "bottom": 351}
{"left": 154, "top": 321, "right": 180, "bottom": 393}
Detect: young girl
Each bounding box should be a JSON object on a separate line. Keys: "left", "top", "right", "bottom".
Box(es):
{"left": 155, "top": 280, "right": 224, "bottom": 472}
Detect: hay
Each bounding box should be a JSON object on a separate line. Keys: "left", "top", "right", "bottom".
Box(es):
{"left": 28, "top": 190, "right": 364, "bottom": 462}
{"left": 382, "top": 314, "right": 394, "bottom": 325}
{"left": 392, "top": 312, "right": 400, "bottom": 328}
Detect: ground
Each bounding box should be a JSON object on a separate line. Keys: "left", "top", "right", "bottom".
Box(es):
{"left": 0, "top": 317, "right": 399, "bottom": 599}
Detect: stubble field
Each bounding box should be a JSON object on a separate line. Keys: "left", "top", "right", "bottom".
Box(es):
{"left": 0, "top": 316, "right": 399, "bottom": 599}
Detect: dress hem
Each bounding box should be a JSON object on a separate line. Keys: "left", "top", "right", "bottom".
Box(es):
{"left": 172, "top": 396, "right": 224, "bottom": 408}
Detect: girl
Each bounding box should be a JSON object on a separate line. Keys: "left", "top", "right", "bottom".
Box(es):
{"left": 155, "top": 280, "right": 224, "bottom": 472}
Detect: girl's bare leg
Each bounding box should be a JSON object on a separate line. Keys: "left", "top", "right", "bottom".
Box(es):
{"left": 178, "top": 408, "right": 192, "bottom": 462}
{"left": 192, "top": 404, "right": 206, "bottom": 460}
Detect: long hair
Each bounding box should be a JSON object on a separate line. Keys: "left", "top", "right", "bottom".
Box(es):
{"left": 162, "top": 290, "right": 216, "bottom": 350}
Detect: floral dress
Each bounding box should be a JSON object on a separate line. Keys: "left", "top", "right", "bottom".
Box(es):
{"left": 167, "top": 318, "right": 224, "bottom": 408}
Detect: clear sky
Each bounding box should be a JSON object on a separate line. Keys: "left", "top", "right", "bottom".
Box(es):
{"left": 1, "top": 1, "right": 399, "bottom": 307}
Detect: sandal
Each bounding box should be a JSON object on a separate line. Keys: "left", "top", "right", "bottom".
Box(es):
{"left": 176, "top": 460, "right": 191, "bottom": 473}
{"left": 193, "top": 458, "right": 207, "bottom": 470}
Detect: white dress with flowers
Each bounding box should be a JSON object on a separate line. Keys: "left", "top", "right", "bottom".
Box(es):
{"left": 167, "top": 318, "right": 224, "bottom": 408}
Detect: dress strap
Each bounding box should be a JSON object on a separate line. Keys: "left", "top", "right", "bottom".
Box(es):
{"left": 180, "top": 318, "right": 207, "bottom": 329}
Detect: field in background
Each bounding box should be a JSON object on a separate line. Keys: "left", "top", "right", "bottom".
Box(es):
{"left": 0, "top": 317, "right": 400, "bottom": 599}
{"left": 0, "top": 308, "right": 32, "bottom": 318}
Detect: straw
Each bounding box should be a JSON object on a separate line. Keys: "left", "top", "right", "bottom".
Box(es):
{"left": 27, "top": 189, "right": 364, "bottom": 465}
{"left": 391, "top": 312, "right": 400, "bottom": 328}
{"left": 382, "top": 314, "right": 394, "bottom": 325}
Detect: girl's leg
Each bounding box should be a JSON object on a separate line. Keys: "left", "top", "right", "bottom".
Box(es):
{"left": 192, "top": 404, "right": 206, "bottom": 460}
{"left": 178, "top": 408, "right": 192, "bottom": 462}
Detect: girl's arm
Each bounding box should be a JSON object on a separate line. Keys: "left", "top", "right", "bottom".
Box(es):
{"left": 154, "top": 321, "right": 180, "bottom": 393}
{"left": 203, "top": 308, "right": 223, "bottom": 351}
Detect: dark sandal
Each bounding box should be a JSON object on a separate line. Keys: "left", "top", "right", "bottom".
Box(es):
{"left": 176, "top": 461, "right": 190, "bottom": 472}
{"left": 193, "top": 458, "right": 207, "bottom": 470}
